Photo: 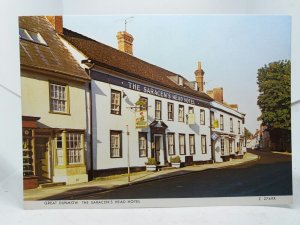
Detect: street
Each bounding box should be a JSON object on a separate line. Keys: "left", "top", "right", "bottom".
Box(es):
{"left": 77, "top": 150, "right": 292, "bottom": 199}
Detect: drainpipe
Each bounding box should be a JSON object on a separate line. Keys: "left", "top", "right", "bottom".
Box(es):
{"left": 209, "top": 106, "right": 215, "bottom": 163}
{"left": 83, "top": 59, "right": 95, "bottom": 180}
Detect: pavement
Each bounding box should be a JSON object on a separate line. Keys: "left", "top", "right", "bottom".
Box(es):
{"left": 24, "top": 152, "right": 259, "bottom": 201}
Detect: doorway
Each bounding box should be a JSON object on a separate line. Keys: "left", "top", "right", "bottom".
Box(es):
{"left": 154, "top": 135, "right": 164, "bottom": 165}
{"left": 35, "top": 131, "right": 52, "bottom": 183}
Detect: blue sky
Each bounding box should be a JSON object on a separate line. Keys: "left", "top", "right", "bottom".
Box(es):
{"left": 64, "top": 15, "right": 291, "bottom": 133}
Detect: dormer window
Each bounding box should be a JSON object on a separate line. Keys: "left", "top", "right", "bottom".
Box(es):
{"left": 19, "top": 28, "right": 47, "bottom": 45}
{"left": 178, "top": 76, "right": 183, "bottom": 86}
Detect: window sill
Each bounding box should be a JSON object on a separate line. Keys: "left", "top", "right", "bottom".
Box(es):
{"left": 67, "top": 164, "right": 86, "bottom": 168}
{"left": 49, "top": 111, "right": 71, "bottom": 116}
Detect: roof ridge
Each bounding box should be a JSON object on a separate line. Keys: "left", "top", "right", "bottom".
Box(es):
{"left": 62, "top": 28, "right": 186, "bottom": 78}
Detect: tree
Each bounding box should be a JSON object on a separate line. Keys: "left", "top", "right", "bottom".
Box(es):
{"left": 257, "top": 60, "right": 291, "bottom": 151}
{"left": 257, "top": 60, "right": 291, "bottom": 130}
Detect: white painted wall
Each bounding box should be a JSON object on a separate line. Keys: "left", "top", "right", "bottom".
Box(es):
{"left": 210, "top": 101, "right": 246, "bottom": 162}
{"left": 21, "top": 70, "right": 88, "bottom": 130}
{"left": 91, "top": 73, "right": 212, "bottom": 170}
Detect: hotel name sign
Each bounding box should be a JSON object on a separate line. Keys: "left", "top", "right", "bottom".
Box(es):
{"left": 91, "top": 70, "right": 211, "bottom": 107}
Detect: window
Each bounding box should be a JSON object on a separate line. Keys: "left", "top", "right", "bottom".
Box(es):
{"left": 210, "top": 111, "right": 215, "bottom": 127}
{"left": 111, "top": 90, "right": 121, "bottom": 115}
{"left": 167, "top": 133, "right": 175, "bottom": 155}
{"left": 236, "top": 142, "right": 240, "bottom": 154}
{"left": 201, "top": 135, "right": 207, "bottom": 154}
{"left": 155, "top": 100, "right": 162, "bottom": 120}
{"left": 200, "top": 109, "right": 205, "bottom": 125}
{"left": 189, "top": 134, "right": 195, "bottom": 154}
{"left": 56, "top": 134, "right": 63, "bottom": 165}
{"left": 178, "top": 76, "right": 183, "bottom": 86}
{"left": 138, "top": 132, "right": 147, "bottom": 157}
{"left": 19, "top": 28, "right": 47, "bottom": 45}
{"left": 220, "top": 115, "right": 224, "bottom": 130}
{"left": 110, "top": 131, "right": 122, "bottom": 158}
{"left": 168, "top": 103, "right": 174, "bottom": 121}
{"left": 229, "top": 139, "right": 233, "bottom": 153}
{"left": 238, "top": 121, "right": 241, "bottom": 134}
{"left": 49, "top": 83, "right": 68, "bottom": 113}
{"left": 178, "top": 105, "right": 184, "bottom": 122}
{"left": 221, "top": 138, "right": 225, "bottom": 155}
{"left": 179, "top": 134, "right": 186, "bottom": 155}
{"left": 230, "top": 118, "right": 233, "bottom": 132}
{"left": 66, "top": 133, "right": 83, "bottom": 164}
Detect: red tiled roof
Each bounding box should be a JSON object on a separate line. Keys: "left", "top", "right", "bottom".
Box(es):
{"left": 19, "top": 16, "right": 90, "bottom": 81}
{"left": 61, "top": 28, "right": 213, "bottom": 101}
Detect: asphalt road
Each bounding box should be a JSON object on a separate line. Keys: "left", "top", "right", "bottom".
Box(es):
{"left": 78, "top": 150, "right": 292, "bottom": 199}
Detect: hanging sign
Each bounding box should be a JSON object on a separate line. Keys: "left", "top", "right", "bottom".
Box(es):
{"left": 213, "top": 119, "right": 219, "bottom": 129}
{"left": 135, "top": 99, "right": 148, "bottom": 129}
{"left": 188, "top": 113, "right": 195, "bottom": 125}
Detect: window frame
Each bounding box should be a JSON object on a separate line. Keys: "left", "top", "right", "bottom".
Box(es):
{"left": 189, "top": 134, "right": 195, "bottom": 155}
{"left": 110, "top": 130, "right": 123, "bottom": 158}
{"left": 167, "top": 133, "right": 175, "bottom": 155}
{"left": 66, "top": 132, "right": 84, "bottom": 165}
{"left": 238, "top": 120, "right": 241, "bottom": 134}
{"left": 155, "top": 100, "right": 162, "bottom": 120}
{"left": 178, "top": 133, "right": 186, "bottom": 155}
{"left": 201, "top": 135, "right": 207, "bottom": 154}
{"left": 111, "top": 89, "right": 122, "bottom": 115}
{"left": 178, "top": 104, "right": 185, "bottom": 122}
{"left": 230, "top": 118, "right": 233, "bottom": 132}
{"left": 138, "top": 132, "right": 148, "bottom": 157}
{"left": 19, "top": 28, "right": 47, "bottom": 45}
{"left": 221, "top": 138, "right": 225, "bottom": 155}
{"left": 220, "top": 114, "right": 224, "bottom": 130}
{"left": 200, "top": 109, "right": 205, "bottom": 125}
{"left": 210, "top": 111, "right": 215, "bottom": 127}
{"left": 167, "top": 102, "right": 174, "bottom": 121}
{"left": 49, "top": 81, "right": 69, "bottom": 114}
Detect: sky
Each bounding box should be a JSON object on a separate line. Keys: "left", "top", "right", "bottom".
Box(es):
{"left": 64, "top": 15, "right": 291, "bottom": 133}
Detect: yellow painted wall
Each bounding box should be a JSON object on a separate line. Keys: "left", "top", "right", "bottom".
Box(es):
{"left": 21, "top": 70, "right": 87, "bottom": 130}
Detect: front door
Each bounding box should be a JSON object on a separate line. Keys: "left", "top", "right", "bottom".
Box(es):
{"left": 154, "top": 135, "right": 164, "bottom": 165}
{"left": 35, "top": 132, "right": 52, "bottom": 183}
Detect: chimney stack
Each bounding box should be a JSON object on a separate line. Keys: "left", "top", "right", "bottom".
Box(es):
{"left": 194, "top": 61, "right": 205, "bottom": 92}
{"left": 46, "top": 16, "right": 63, "bottom": 34}
{"left": 116, "top": 31, "right": 134, "bottom": 55}
{"left": 212, "top": 87, "right": 224, "bottom": 103}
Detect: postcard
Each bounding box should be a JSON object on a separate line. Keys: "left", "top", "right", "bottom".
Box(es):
{"left": 19, "top": 15, "right": 292, "bottom": 209}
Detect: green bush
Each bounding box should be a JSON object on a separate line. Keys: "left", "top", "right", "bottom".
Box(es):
{"left": 170, "top": 155, "right": 181, "bottom": 163}
{"left": 146, "top": 157, "right": 157, "bottom": 165}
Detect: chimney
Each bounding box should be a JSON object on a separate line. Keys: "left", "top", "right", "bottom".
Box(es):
{"left": 46, "top": 16, "right": 63, "bottom": 34}
{"left": 229, "top": 104, "right": 238, "bottom": 111}
{"left": 212, "top": 87, "right": 224, "bottom": 103}
{"left": 194, "top": 61, "right": 205, "bottom": 92}
{"left": 116, "top": 31, "right": 134, "bottom": 55}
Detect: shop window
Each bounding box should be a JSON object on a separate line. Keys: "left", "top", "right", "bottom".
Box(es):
{"left": 66, "top": 133, "right": 83, "bottom": 164}
{"left": 56, "top": 134, "right": 64, "bottom": 165}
